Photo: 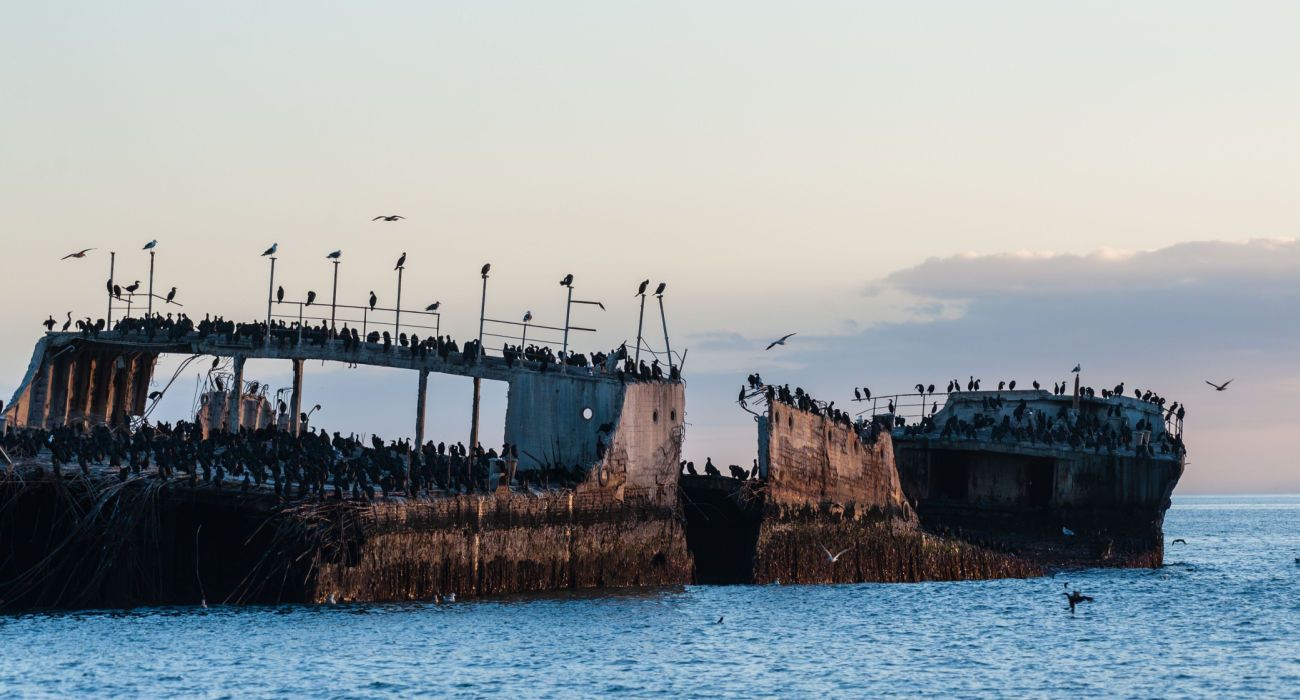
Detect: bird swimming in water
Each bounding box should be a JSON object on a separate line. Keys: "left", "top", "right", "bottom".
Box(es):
{"left": 166, "top": 287, "right": 177, "bottom": 304}
{"left": 715, "top": 616, "right": 724, "bottom": 624}
{"left": 425, "top": 301, "right": 440, "bottom": 312}
{"left": 636, "top": 279, "right": 649, "bottom": 296}
{"left": 820, "top": 544, "right": 851, "bottom": 563}
{"left": 765, "top": 333, "right": 796, "bottom": 351}
{"left": 395, "top": 252, "right": 406, "bottom": 269}
{"left": 262, "top": 243, "right": 277, "bottom": 256}
{"left": 143, "top": 240, "right": 157, "bottom": 250}
{"left": 369, "top": 291, "right": 377, "bottom": 310}
{"left": 560, "top": 273, "right": 573, "bottom": 287}
{"left": 306, "top": 291, "right": 316, "bottom": 306}
{"left": 1205, "top": 379, "right": 1233, "bottom": 392}
{"left": 61, "top": 248, "right": 94, "bottom": 260}
{"left": 1063, "top": 585, "right": 1094, "bottom": 614}
{"left": 327, "top": 250, "right": 342, "bottom": 260}
{"left": 372, "top": 215, "right": 405, "bottom": 221}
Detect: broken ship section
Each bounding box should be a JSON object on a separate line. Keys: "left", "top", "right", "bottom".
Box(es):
{"left": 681, "top": 400, "right": 1040, "bottom": 585}
{"left": 0, "top": 333, "right": 690, "bottom": 609}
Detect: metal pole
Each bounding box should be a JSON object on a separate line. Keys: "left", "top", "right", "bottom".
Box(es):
{"left": 414, "top": 368, "right": 428, "bottom": 493}
{"left": 634, "top": 292, "right": 646, "bottom": 364}
{"left": 477, "top": 273, "right": 488, "bottom": 356}
{"left": 230, "top": 355, "right": 246, "bottom": 434}
{"left": 330, "top": 260, "right": 340, "bottom": 329}
{"left": 470, "top": 269, "right": 488, "bottom": 456}
{"left": 289, "top": 358, "right": 304, "bottom": 436}
{"left": 657, "top": 294, "right": 674, "bottom": 376}
{"left": 265, "top": 257, "right": 277, "bottom": 346}
{"left": 561, "top": 285, "right": 573, "bottom": 360}
{"left": 521, "top": 321, "right": 528, "bottom": 348}
{"left": 297, "top": 303, "right": 303, "bottom": 345}
{"left": 395, "top": 266, "right": 403, "bottom": 337}
{"left": 146, "top": 251, "right": 155, "bottom": 317}
{"left": 107, "top": 252, "right": 116, "bottom": 327}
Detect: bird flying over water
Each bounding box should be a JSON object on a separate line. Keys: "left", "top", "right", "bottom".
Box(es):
{"left": 61, "top": 248, "right": 94, "bottom": 260}
{"left": 372, "top": 215, "right": 405, "bottom": 221}
{"left": 143, "top": 240, "right": 157, "bottom": 250}
{"left": 1205, "top": 379, "right": 1233, "bottom": 392}
{"left": 262, "top": 243, "right": 278, "bottom": 257}
{"left": 766, "top": 333, "right": 796, "bottom": 351}
{"left": 820, "top": 544, "right": 851, "bottom": 563}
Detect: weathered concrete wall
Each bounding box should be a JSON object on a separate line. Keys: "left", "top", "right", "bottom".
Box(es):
{"left": 762, "top": 404, "right": 910, "bottom": 516}
{"left": 3, "top": 340, "right": 157, "bottom": 431}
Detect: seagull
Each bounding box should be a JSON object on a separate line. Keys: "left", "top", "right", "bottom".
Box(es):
{"left": 166, "top": 287, "right": 177, "bottom": 304}
{"left": 481, "top": 263, "right": 491, "bottom": 277}
{"left": 305, "top": 291, "right": 316, "bottom": 306}
{"left": 394, "top": 252, "right": 406, "bottom": 270}
{"left": 1205, "top": 379, "right": 1233, "bottom": 392}
{"left": 1061, "top": 526, "right": 1075, "bottom": 537}
{"left": 326, "top": 250, "right": 342, "bottom": 260}
{"left": 560, "top": 273, "right": 573, "bottom": 287}
{"left": 372, "top": 215, "right": 405, "bottom": 221}
{"left": 820, "top": 544, "right": 851, "bottom": 563}
{"left": 143, "top": 240, "right": 157, "bottom": 250}
{"left": 1063, "top": 586, "right": 1094, "bottom": 615}
{"left": 1172, "top": 538, "right": 1187, "bottom": 544}
{"left": 425, "top": 302, "right": 440, "bottom": 312}
{"left": 262, "top": 243, "right": 278, "bottom": 257}
{"left": 766, "top": 333, "right": 796, "bottom": 351}
{"left": 1071, "top": 364, "right": 1082, "bottom": 373}
{"left": 61, "top": 248, "right": 94, "bottom": 260}
{"left": 636, "top": 279, "right": 649, "bottom": 296}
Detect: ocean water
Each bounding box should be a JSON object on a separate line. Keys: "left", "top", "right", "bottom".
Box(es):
{"left": 1, "top": 495, "right": 1297, "bottom": 699}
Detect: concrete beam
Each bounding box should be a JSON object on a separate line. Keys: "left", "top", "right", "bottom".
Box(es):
{"left": 289, "top": 358, "right": 303, "bottom": 436}
{"left": 230, "top": 355, "right": 246, "bottom": 434}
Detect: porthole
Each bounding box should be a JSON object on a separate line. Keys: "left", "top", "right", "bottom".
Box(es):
{"left": 653, "top": 410, "right": 660, "bottom": 423}
{"left": 670, "top": 409, "right": 677, "bottom": 422}
{"left": 582, "top": 407, "right": 593, "bottom": 420}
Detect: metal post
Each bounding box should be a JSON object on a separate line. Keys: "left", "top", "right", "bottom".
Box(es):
{"left": 414, "top": 368, "right": 428, "bottom": 490}
{"left": 230, "top": 355, "right": 246, "bottom": 434}
{"left": 561, "top": 285, "right": 573, "bottom": 361}
{"left": 265, "top": 256, "right": 277, "bottom": 346}
{"left": 634, "top": 292, "right": 646, "bottom": 364}
{"left": 521, "top": 320, "right": 529, "bottom": 348}
{"left": 477, "top": 273, "right": 488, "bottom": 356}
{"left": 470, "top": 268, "right": 488, "bottom": 456}
{"left": 289, "top": 358, "right": 304, "bottom": 436}
{"left": 330, "top": 260, "right": 340, "bottom": 329}
{"left": 146, "top": 250, "right": 156, "bottom": 317}
{"left": 395, "top": 266, "right": 404, "bottom": 337}
{"left": 107, "top": 251, "right": 116, "bottom": 327}
{"left": 297, "top": 303, "right": 304, "bottom": 345}
{"left": 1073, "top": 374, "right": 1081, "bottom": 412}
{"left": 362, "top": 306, "right": 368, "bottom": 337}
{"left": 657, "top": 293, "right": 674, "bottom": 376}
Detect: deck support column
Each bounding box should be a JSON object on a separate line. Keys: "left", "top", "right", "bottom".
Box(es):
{"left": 469, "top": 375, "right": 481, "bottom": 458}
{"left": 289, "top": 358, "right": 304, "bottom": 435}
{"left": 412, "top": 368, "right": 428, "bottom": 491}
{"left": 230, "top": 355, "right": 246, "bottom": 433}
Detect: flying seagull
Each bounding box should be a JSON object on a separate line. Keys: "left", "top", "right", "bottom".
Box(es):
{"left": 143, "top": 240, "right": 157, "bottom": 250}
{"left": 1205, "top": 379, "right": 1233, "bottom": 392}
{"left": 326, "top": 250, "right": 342, "bottom": 260}
{"left": 61, "top": 248, "right": 95, "bottom": 260}
{"left": 766, "top": 333, "right": 796, "bottom": 351}
{"left": 372, "top": 215, "right": 405, "bottom": 221}
{"left": 262, "top": 243, "right": 278, "bottom": 257}
{"left": 820, "top": 544, "right": 851, "bottom": 563}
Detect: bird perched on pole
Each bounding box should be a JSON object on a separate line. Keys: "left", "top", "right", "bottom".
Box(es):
{"left": 636, "top": 279, "right": 649, "bottom": 296}
{"left": 143, "top": 240, "right": 157, "bottom": 250}
{"left": 560, "top": 273, "right": 573, "bottom": 287}
{"left": 61, "top": 248, "right": 94, "bottom": 260}
{"left": 654, "top": 282, "right": 666, "bottom": 296}
{"left": 481, "top": 263, "right": 491, "bottom": 277}
{"left": 395, "top": 252, "right": 406, "bottom": 270}
{"left": 1072, "top": 364, "right": 1082, "bottom": 373}
{"left": 306, "top": 291, "right": 316, "bottom": 307}
{"left": 372, "top": 215, "right": 404, "bottom": 222}
{"left": 523, "top": 310, "right": 532, "bottom": 323}
{"left": 327, "top": 250, "right": 342, "bottom": 260}
{"left": 262, "top": 243, "right": 278, "bottom": 257}
{"left": 112, "top": 284, "right": 122, "bottom": 299}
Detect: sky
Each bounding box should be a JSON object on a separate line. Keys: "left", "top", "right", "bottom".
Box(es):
{"left": 2, "top": 1, "right": 1298, "bottom": 492}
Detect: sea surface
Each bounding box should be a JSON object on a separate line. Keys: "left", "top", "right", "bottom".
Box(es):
{"left": 1, "top": 494, "right": 1297, "bottom": 699}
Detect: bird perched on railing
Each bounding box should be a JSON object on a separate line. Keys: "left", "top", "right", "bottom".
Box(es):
{"left": 61, "top": 312, "right": 72, "bottom": 332}
{"left": 42, "top": 316, "right": 55, "bottom": 331}
{"left": 369, "top": 291, "right": 377, "bottom": 310}
{"left": 276, "top": 286, "right": 284, "bottom": 303}
{"left": 262, "top": 243, "right": 277, "bottom": 256}
{"left": 125, "top": 281, "right": 140, "bottom": 294}
{"left": 425, "top": 301, "right": 440, "bottom": 312}
{"left": 166, "top": 287, "right": 178, "bottom": 304}
{"left": 306, "top": 291, "right": 316, "bottom": 307}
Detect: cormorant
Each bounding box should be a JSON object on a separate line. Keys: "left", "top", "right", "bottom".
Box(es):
{"left": 854, "top": 388, "right": 861, "bottom": 401}
{"left": 276, "top": 286, "right": 284, "bottom": 303}
{"left": 1009, "top": 380, "right": 1017, "bottom": 390}
{"left": 927, "top": 384, "right": 935, "bottom": 394}
{"left": 372, "top": 215, "right": 405, "bottom": 221}
{"left": 43, "top": 315, "right": 55, "bottom": 331}
{"left": 1072, "top": 364, "right": 1082, "bottom": 373}
{"left": 166, "top": 287, "right": 177, "bottom": 304}
{"left": 481, "top": 263, "right": 491, "bottom": 277}
{"left": 654, "top": 282, "right": 666, "bottom": 295}
{"left": 148, "top": 391, "right": 162, "bottom": 400}
{"left": 686, "top": 461, "right": 697, "bottom": 475}
{"left": 369, "top": 291, "right": 377, "bottom": 310}
{"left": 113, "top": 284, "right": 122, "bottom": 299}
{"left": 863, "top": 387, "right": 871, "bottom": 400}
{"left": 523, "top": 310, "right": 532, "bottom": 323}
{"left": 1172, "top": 538, "right": 1187, "bottom": 544}
{"left": 61, "top": 248, "right": 94, "bottom": 260}
{"left": 1064, "top": 587, "right": 1094, "bottom": 614}
{"left": 425, "top": 302, "right": 440, "bottom": 312}
{"left": 327, "top": 250, "right": 342, "bottom": 260}
{"left": 395, "top": 252, "right": 406, "bottom": 270}
{"left": 636, "top": 279, "right": 649, "bottom": 296}
{"left": 1032, "top": 380, "right": 1040, "bottom": 390}
{"left": 704, "top": 458, "right": 720, "bottom": 477}
{"left": 262, "top": 243, "right": 278, "bottom": 256}
{"left": 125, "top": 281, "right": 141, "bottom": 294}
{"left": 61, "top": 312, "right": 72, "bottom": 332}
{"left": 306, "top": 291, "right": 316, "bottom": 306}
{"left": 560, "top": 273, "right": 573, "bottom": 287}
{"left": 765, "top": 333, "right": 796, "bottom": 350}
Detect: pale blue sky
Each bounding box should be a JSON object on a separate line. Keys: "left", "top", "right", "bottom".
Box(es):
{"left": 3, "top": 2, "right": 1298, "bottom": 491}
